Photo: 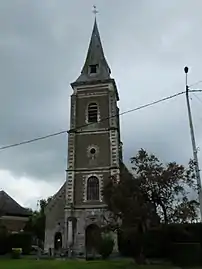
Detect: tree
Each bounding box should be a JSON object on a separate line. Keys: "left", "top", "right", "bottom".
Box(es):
{"left": 171, "top": 197, "right": 199, "bottom": 223}
{"left": 103, "top": 149, "right": 199, "bottom": 262}
{"left": 103, "top": 163, "right": 155, "bottom": 263}
{"left": 130, "top": 149, "right": 199, "bottom": 223}
{"left": 98, "top": 233, "right": 114, "bottom": 259}
{"left": 24, "top": 197, "right": 52, "bottom": 244}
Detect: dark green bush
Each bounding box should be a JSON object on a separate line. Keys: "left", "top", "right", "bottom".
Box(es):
{"left": 11, "top": 248, "right": 22, "bottom": 259}
{"left": 166, "top": 223, "right": 202, "bottom": 243}
{"left": 9, "top": 232, "right": 32, "bottom": 254}
{"left": 170, "top": 243, "right": 201, "bottom": 266}
{"left": 118, "top": 223, "right": 202, "bottom": 260}
{"left": 118, "top": 229, "right": 134, "bottom": 257}
{"left": 143, "top": 227, "right": 167, "bottom": 258}
{"left": 0, "top": 226, "right": 9, "bottom": 254}
{"left": 118, "top": 228, "right": 147, "bottom": 260}
{"left": 98, "top": 233, "right": 114, "bottom": 259}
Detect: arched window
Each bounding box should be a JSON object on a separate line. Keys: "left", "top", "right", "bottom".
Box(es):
{"left": 88, "top": 103, "right": 98, "bottom": 123}
{"left": 87, "top": 176, "right": 99, "bottom": 201}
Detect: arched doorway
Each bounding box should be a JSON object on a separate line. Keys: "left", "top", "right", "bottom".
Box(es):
{"left": 85, "top": 224, "right": 101, "bottom": 258}
{"left": 54, "top": 232, "right": 62, "bottom": 251}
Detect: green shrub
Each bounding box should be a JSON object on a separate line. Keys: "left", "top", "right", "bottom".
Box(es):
{"left": 118, "top": 228, "right": 141, "bottom": 257}
{"left": 166, "top": 223, "right": 202, "bottom": 243}
{"left": 118, "top": 223, "right": 202, "bottom": 260}
{"left": 11, "top": 248, "right": 22, "bottom": 259}
{"left": 118, "top": 226, "right": 167, "bottom": 259}
{"left": 98, "top": 233, "right": 114, "bottom": 259}
{"left": 0, "top": 234, "right": 9, "bottom": 254}
{"left": 143, "top": 227, "right": 167, "bottom": 258}
{"left": 9, "top": 232, "right": 32, "bottom": 254}
{"left": 170, "top": 243, "right": 201, "bottom": 266}
{"left": 0, "top": 225, "right": 9, "bottom": 254}
{"left": 118, "top": 229, "right": 132, "bottom": 256}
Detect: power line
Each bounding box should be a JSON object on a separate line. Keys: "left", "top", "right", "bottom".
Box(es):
{"left": 69, "top": 91, "right": 185, "bottom": 133}
{"left": 67, "top": 91, "right": 185, "bottom": 132}
{"left": 190, "top": 94, "right": 202, "bottom": 123}
{"left": 190, "top": 92, "right": 202, "bottom": 123}
{"left": 189, "top": 89, "right": 202, "bottom": 92}
{"left": 192, "top": 92, "right": 202, "bottom": 105}
{"left": 0, "top": 91, "right": 185, "bottom": 151}
{"left": 0, "top": 130, "right": 67, "bottom": 151}
{"left": 189, "top": 80, "right": 202, "bottom": 88}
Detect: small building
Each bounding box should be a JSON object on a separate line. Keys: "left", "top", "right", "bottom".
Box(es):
{"left": 0, "top": 190, "right": 30, "bottom": 233}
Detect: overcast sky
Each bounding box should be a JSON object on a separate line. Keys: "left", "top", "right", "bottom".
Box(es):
{"left": 0, "top": 0, "right": 202, "bottom": 209}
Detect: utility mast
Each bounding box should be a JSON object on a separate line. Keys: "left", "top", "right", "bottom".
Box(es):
{"left": 184, "top": 66, "right": 202, "bottom": 221}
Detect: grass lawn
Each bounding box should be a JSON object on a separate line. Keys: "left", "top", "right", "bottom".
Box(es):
{"left": 0, "top": 259, "right": 174, "bottom": 269}
{"left": 0, "top": 259, "right": 131, "bottom": 269}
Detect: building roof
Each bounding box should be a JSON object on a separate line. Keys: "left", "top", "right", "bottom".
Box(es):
{"left": 73, "top": 18, "right": 111, "bottom": 85}
{"left": 0, "top": 190, "right": 30, "bottom": 217}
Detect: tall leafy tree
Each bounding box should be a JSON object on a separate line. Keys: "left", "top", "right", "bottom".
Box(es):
{"left": 24, "top": 197, "right": 52, "bottom": 243}
{"left": 103, "top": 149, "right": 199, "bottom": 262}
{"left": 130, "top": 149, "right": 199, "bottom": 223}
{"left": 104, "top": 165, "right": 152, "bottom": 229}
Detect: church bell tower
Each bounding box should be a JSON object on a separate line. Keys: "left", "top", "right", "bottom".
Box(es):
{"left": 65, "top": 17, "right": 122, "bottom": 255}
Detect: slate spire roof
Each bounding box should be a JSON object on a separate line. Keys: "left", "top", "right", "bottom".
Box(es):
{"left": 74, "top": 18, "right": 111, "bottom": 84}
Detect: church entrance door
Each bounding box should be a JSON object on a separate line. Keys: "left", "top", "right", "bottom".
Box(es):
{"left": 54, "top": 232, "right": 62, "bottom": 251}
{"left": 85, "top": 224, "right": 101, "bottom": 259}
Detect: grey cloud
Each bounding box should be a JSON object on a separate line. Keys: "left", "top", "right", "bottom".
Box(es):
{"left": 0, "top": 0, "right": 201, "bottom": 187}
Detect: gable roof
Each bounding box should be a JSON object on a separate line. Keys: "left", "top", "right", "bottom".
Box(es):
{"left": 44, "top": 181, "right": 66, "bottom": 215}
{"left": 0, "top": 190, "right": 30, "bottom": 217}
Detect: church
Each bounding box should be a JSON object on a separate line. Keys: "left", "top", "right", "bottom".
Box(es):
{"left": 44, "top": 17, "right": 123, "bottom": 256}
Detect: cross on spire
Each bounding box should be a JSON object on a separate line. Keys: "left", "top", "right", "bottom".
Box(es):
{"left": 93, "top": 5, "right": 98, "bottom": 16}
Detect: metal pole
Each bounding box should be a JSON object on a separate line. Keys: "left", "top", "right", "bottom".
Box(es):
{"left": 184, "top": 66, "right": 202, "bottom": 221}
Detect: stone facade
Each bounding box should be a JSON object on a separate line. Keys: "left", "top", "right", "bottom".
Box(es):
{"left": 44, "top": 183, "right": 66, "bottom": 251}
{"left": 44, "top": 19, "right": 122, "bottom": 256}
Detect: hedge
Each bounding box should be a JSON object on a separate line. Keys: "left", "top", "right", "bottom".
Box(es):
{"left": 9, "top": 232, "right": 32, "bottom": 254}
{"left": 118, "top": 223, "right": 202, "bottom": 261}
{"left": 0, "top": 233, "right": 9, "bottom": 255}
{"left": 170, "top": 243, "right": 201, "bottom": 266}
{"left": 166, "top": 223, "right": 202, "bottom": 243}
{"left": 0, "top": 232, "right": 32, "bottom": 255}
{"left": 98, "top": 233, "right": 114, "bottom": 259}
{"left": 143, "top": 227, "right": 168, "bottom": 258}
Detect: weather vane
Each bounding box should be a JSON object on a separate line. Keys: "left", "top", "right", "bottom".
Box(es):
{"left": 93, "top": 5, "right": 98, "bottom": 17}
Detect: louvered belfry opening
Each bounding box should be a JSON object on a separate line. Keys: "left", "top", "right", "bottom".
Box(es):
{"left": 88, "top": 103, "right": 98, "bottom": 123}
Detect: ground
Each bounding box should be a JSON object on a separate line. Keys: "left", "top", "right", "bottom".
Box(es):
{"left": 0, "top": 259, "right": 175, "bottom": 269}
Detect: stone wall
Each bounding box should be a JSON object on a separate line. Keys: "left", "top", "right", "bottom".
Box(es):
{"left": 70, "top": 208, "right": 115, "bottom": 255}
{"left": 44, "top": 183, "right": 66, "bottom": 252}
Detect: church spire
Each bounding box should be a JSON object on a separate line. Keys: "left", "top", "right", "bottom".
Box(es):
{"left": 74, "top": 17, "right": 111, "bottom": 84}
